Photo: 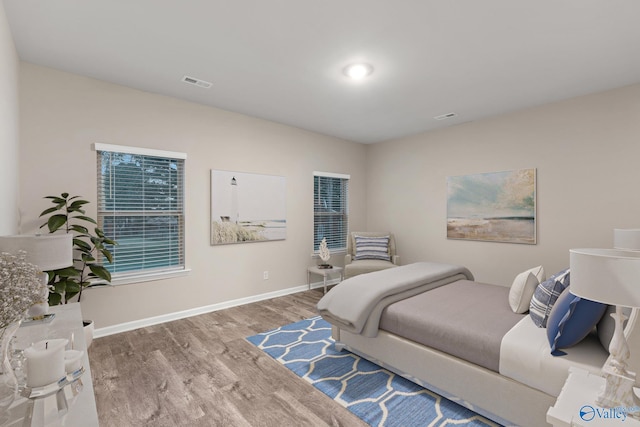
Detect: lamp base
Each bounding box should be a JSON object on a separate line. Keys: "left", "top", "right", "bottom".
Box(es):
{"left": 596, "top": 365, "right": 640, "bottom": 419}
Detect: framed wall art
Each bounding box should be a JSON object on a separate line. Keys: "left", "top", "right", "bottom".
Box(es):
{"left": 211, "top": 170, "right": 286, "bottom": 245}
{"left": 447, "top": 168, "right": 536, "bottom": 244}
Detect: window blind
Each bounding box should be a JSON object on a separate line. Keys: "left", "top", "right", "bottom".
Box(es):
{"left": 313, "top": 172, "right": 349, "bottom": 252}
{"left": 95, "top": 144, "right": 186, "bottom": 278}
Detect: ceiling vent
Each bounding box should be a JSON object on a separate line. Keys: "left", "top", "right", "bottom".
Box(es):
{"left": 182, "top": 75, "right": 212, "bottom": 89}
{"left": 434, "top": 112, "right": 457, "bottom": 121}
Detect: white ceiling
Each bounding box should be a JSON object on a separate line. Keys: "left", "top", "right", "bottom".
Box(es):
{"left": 4, "top": 0, "right": 640, "bottom": 144}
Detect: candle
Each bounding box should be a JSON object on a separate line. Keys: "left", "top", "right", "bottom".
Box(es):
{"left": 24, "top": 338, "right": 68, "bottom": 387}
{"left": 64, "top": 350, "right": 84, "bottom": 374}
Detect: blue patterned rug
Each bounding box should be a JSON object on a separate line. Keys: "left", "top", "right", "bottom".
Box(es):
{"left": 247, "top": 316, "right": 500, "bottom": 427}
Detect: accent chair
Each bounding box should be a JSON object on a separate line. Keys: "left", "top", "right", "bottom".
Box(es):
{"left": 344, "top": 231, "right": 400, "bottom": 279}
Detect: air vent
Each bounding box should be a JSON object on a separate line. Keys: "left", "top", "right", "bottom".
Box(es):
{"left": 182, "top": 75, "right": 212, "bottom": 89}
{"left": 434, "top": 112, "right": 457, "bottom": 121}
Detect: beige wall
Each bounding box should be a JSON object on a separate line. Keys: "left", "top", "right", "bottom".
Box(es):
{"left": 367, "top": 84, "right": 640, "bottom": 286}
{"left": 0, "top": 3, "right": 19, "bottom": 235}
{"left": 18, "top": 63, "right": 367, "bottom": 329}
{"left": 16, "top": 60, "right": 640, "bottom": 329}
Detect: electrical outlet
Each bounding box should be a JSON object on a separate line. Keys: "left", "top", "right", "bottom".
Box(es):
{"left": 263, "top": 271, "right": 269, "bottom": 280}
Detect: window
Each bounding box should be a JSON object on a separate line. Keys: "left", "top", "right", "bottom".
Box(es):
{"left": 313, "top": 171, "right": 349, "bottom": 252}
{"left": 94, "top": 143, "right": 186, "bottom": 282}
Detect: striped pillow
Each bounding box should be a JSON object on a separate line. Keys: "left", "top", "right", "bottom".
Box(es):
{"left": 354, "top": 235, "right": 391, "bottom": 261}
{"left": 529, "top": 268, "right": 571, "bottom": 328}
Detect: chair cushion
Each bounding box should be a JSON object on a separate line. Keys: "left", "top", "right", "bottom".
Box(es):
{"left": 354, "top": 235, "right": 390, "bottom": 261}
{"left": 344, "top": 259, "right": 396, "bottom": 278}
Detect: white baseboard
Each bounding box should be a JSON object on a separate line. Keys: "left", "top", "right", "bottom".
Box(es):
{"left": 94, "top": 278, "right": 340, "bottom": 338}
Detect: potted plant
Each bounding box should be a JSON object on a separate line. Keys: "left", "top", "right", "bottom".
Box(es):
{"left": 39, "top": 193, "right": 116, "bottom": 347}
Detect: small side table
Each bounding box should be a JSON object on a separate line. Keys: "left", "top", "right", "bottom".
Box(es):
{"left": 547, "top": 367, "right": 640, "bottom": 426}
{"left": 307, "top": 265, "right": 343, "bottom": 294}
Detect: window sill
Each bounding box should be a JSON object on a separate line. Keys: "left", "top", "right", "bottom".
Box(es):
{"left": 89, "top": 268, "right": 192, "bottom": 287}
{"left": 311, "top": 250, "right": 347, "bottom": 258}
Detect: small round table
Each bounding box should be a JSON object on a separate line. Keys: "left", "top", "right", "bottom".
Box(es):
{"left": 307, "top": 265, "right": 344, "bottom": 294}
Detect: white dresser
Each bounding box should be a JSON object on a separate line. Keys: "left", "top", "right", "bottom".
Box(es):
{"left": 2, "top": 303, "right": 99, "bottom": 427}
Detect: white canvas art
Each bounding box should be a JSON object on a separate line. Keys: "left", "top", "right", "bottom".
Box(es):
{"left": 211, "top": 170, "right": 286, "bottom": 245}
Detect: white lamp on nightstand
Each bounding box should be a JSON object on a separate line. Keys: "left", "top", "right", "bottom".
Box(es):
{"left": 0, "top": 234, "right": 73, "bottom": 317}
{"left": 614, "top": 229, "right": 640, "bottom": 251}
{"left": 570, "top": 247, "right": 640, "bottom": 411}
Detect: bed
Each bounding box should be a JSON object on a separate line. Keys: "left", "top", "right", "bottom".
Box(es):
{"left": 317, "top": 262, "right": 640, "bottom": 427}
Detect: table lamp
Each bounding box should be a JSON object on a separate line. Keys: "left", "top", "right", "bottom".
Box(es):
{"left": 0, "top": 234, "right": 73, "bottom": 316}
{"left": 570, "top": 247, "right": 640, "bottom": 410}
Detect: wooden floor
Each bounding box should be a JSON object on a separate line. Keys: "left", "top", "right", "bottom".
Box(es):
{"left": 89, "top": 289, "right": 367, "bottom": 427}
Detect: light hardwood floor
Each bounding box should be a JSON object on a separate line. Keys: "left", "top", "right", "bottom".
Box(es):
{"left": 89, "top": 289, "right": 367, "bottom": 427}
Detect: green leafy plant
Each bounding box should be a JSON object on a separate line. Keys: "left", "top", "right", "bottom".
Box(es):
{"left": 39, "top": 193, "right": 116, "bottom": 305}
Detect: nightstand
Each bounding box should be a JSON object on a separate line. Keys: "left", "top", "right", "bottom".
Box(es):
{"left": 547, "top": 367, "right": 640, "bottom": 426}
{"left": 307, "top": 265, "right": 343, "bottom": 294}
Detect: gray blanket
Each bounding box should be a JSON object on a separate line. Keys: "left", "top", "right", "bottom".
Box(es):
{"left": 316, "top": 262, "right": 473, "bottom": 336}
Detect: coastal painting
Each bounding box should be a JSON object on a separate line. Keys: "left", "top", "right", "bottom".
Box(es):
{"left": 211, "top": 170, "right": 286, "bottom": 245}
{"left": 447, "top": 168, "right": 536, "bottom": 244}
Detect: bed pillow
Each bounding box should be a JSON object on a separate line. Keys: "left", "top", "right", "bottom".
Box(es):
{"left": 509, "top": 265, "right": 545, "bottom": 314}
{"left": 530, "top": 268, "right": 571, "bottom": 327}
{"left": 354, "top": 235, "right": 391, "bottom": 261}
{"left": 546, "top": 287, "right": 607, "bottom": 356}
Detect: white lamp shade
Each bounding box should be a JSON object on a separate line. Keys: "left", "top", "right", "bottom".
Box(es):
{"left": 614, "top": 229, "right": 640, "bottom": 251}
{"left": 0, "top": 234, "right": 73, "bottom": 270}
{"left": 570, "top": 248, "right": 640, "bottom": 308}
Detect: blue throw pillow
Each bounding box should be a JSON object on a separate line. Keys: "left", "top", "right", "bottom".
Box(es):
{"left": 530, "top": 268, "right": 571, "bottom": 327}
{"left": 546, "top": 287, "right": 607, "bottom": 356}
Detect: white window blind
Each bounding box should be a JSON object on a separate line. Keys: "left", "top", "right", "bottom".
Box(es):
{"left": 95, "top": 144, "right": 186, "bottom": 278}
{"left": 313, "top": 171, "right": 349, "bottom": 252}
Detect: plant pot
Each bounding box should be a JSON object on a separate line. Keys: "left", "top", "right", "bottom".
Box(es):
{"left": 83, "top": 320, "right": 94, "bottom": 349}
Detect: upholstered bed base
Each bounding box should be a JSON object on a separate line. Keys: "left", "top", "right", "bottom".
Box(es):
{"left": 333, "top": 326, "right": 555, "bottom": 427}
{"left": 321, "top": 261, "right": 640, "bottom": 427}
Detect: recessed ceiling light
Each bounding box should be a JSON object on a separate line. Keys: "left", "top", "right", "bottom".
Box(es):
{"left": 343, "top": 63, "right": 374, "bottom": 80}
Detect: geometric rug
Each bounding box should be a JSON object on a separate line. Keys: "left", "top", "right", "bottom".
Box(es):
{"left": 247, "top": 316, "right": 501, "bottom": 427}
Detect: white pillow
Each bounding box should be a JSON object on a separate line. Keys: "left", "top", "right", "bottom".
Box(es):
{"left": 509, "top": 266, "right": 545, "bottom": 314}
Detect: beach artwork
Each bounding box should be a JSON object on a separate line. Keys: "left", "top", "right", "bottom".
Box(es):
{"left": 211, "top": 170, "right": 286, "bottom": 245}
{"left": 447, "top": 168, "right": 536, "bottom": 244}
